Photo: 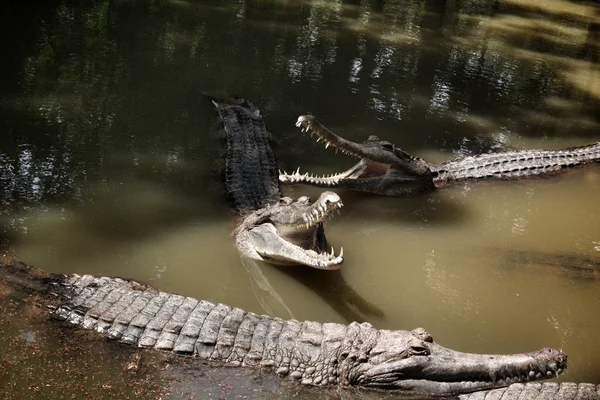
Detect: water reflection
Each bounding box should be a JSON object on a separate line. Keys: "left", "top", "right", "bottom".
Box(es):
{"left": 242, "top": 255, "right": 384, "bottom": 322}
{"left": 1, "top": 0, "right": 600, "bottom": 395}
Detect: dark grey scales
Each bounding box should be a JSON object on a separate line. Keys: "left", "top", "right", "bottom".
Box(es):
{"left": 280, "top": 115, "right": 600, "bottom": 196}
{"left": 457, "top": 382, "right": 600, "bottom": 400}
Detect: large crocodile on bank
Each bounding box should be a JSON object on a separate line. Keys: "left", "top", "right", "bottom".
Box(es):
{"left": 4, "top": 260, "right": 595, "bottom": 398}
{"left": 214, "top": 101, "right": 343, "bottom": 269}
{"left": 279, "top": 115, "right": 600, "bottom": 196}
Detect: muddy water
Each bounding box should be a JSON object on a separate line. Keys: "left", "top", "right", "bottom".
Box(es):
{"left": 1, "top": 0, "right": 600, "bottom": 397}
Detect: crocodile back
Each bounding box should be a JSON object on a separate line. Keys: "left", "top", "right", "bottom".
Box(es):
{"left": 431, "top": 142, "right": 600, "bottom": 184}
{"left": 214, "top": 99, "right": 281, "bottom": 212}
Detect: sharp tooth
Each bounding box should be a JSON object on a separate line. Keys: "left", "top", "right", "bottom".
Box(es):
{"left": 325, "top": 142, "right": 330, "bottom": 149}
{"left": 295, "top": 167, "right": 300, "bottom": 174}
{"left": 340, "top": 247, "right": 343, "bottom": 257}
{"left": 330, "top": 246, "right": 334, "bottom": 256}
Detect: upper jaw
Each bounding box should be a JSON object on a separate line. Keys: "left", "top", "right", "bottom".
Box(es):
{"left": 295, "top": 115, "right": 366, "bottom": 159}
{"left": 269, "top": 191, "right": 344, "bottom": 228}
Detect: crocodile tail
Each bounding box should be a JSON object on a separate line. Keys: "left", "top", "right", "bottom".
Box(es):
{"left": 431, "top": 142, "right": 600, "bottom": 184}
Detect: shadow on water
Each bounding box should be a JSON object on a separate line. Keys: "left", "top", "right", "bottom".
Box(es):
{"left": 335, "top": 189, "right": 472, "bottom": 226}
{"left": 240, "top": 256, "right": 384, "bottom": 323}
{"left": 494, "top": 247, "right": 600, "bottom": 282}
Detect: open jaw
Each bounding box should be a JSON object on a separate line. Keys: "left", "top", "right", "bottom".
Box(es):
{"left": 235, "top": 191, "right": 345, "bottom": 270}
{"left": 279, "top": 115, "right": 434, "bottom": 195}
{"left": 349, "top": 329, "right": 567, "bottom": 394}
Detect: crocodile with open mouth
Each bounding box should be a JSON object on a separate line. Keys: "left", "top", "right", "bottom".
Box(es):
{"left": 279, "top": 115, "right": 600, "bottom": 196}
{"left": 214, "top": 101, "right": 343, "bottom": 269}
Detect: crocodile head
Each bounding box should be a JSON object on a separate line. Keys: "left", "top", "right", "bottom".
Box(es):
{"left": 235, "top": 191, "right": 344, "bottom": 270}
{"left": 341, "top": 327, "right": 567, "bottom": 394}
{"left": 280, "top": 115, "right": 435, "bottom": 196}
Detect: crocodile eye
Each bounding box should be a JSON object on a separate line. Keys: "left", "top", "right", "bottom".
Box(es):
{"left": 381, "top": 142, "right": 394, "bottom": 151}
{"left": 410, "top": 346, "right": 430, "bottom": 356}
{"left": 280, "top": 197, "right": 293, "bottom": 205}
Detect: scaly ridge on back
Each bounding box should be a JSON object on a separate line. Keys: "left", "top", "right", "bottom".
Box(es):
{"left": 34, "top": 268, "right": 576, "bottom": 396}
{"left": 3, "top": 261, "right": 596, "bottom": 398}
{"left": 214, "top": 99, "right": 280, "bottom": 211}
{"left": 431, "top": 142, "right": 600, "bottom": 184}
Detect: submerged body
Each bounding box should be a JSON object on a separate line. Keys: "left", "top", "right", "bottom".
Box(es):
{"left": 2, "top": 261, "right": 587, "bottom": 397}
{"left": 214, "top": 102, "right": 343, "bottom": 269}
{"left": 279, "top": 115, "right": 600, "bottom": 196}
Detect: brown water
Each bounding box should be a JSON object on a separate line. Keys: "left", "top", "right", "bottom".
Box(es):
{"left": 1, "top": 0, "right": 600, "bottom": 396}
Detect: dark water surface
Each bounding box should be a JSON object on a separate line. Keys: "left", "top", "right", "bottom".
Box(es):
{"left": 1, "top": 0, "right": 600, "bottom": 397}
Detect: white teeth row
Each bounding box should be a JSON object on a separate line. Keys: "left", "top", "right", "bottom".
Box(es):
{"left": 490, "top": 367, "right": 562, "bottom": 385}
{"left": 306, "top": 248, "right": 344, "bottom": 268}
{"left": 279, "top": 168, "right": 344, "bottom": 185}
{"left": 295, "top": 120, "right": 355, "bottom": 155}
{"left": 301, "top": 203, "right": 343, "bottom": 229}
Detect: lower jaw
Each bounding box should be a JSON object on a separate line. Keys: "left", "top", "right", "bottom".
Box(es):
{"left": 380, "top": 379, "right": 500, "bottom": 394}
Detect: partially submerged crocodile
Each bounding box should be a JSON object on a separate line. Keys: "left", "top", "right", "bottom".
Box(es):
{"left": 3, "top": 260, "right": 593, "bottom": 397}
{"left": 214, "top": 101, "right": 343, "bottom": 269}
{"left": 280, "top": 115, "right": 600, "bottom": 196}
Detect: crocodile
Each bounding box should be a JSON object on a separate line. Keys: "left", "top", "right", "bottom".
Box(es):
{"left": 214, "top": 101, "right": 343, "bottom": 269}
{"left": 3, "top": 260, "right": 591, "bottom": 397}
{"left": 279, "top": 115, "right": 600, "bottom": 196}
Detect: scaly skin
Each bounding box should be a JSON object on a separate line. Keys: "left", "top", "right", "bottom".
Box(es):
{"left": 0, "top": 261, "right": 579, "bottom": 397}
{"left": 279, "top": 115, "right": 600, "bottom": 196}
{"left": 458, "top": 382, "right": 600, "bottom": 399}
{"left": 214, "top": 102, "right": 343, "bottom": 268}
